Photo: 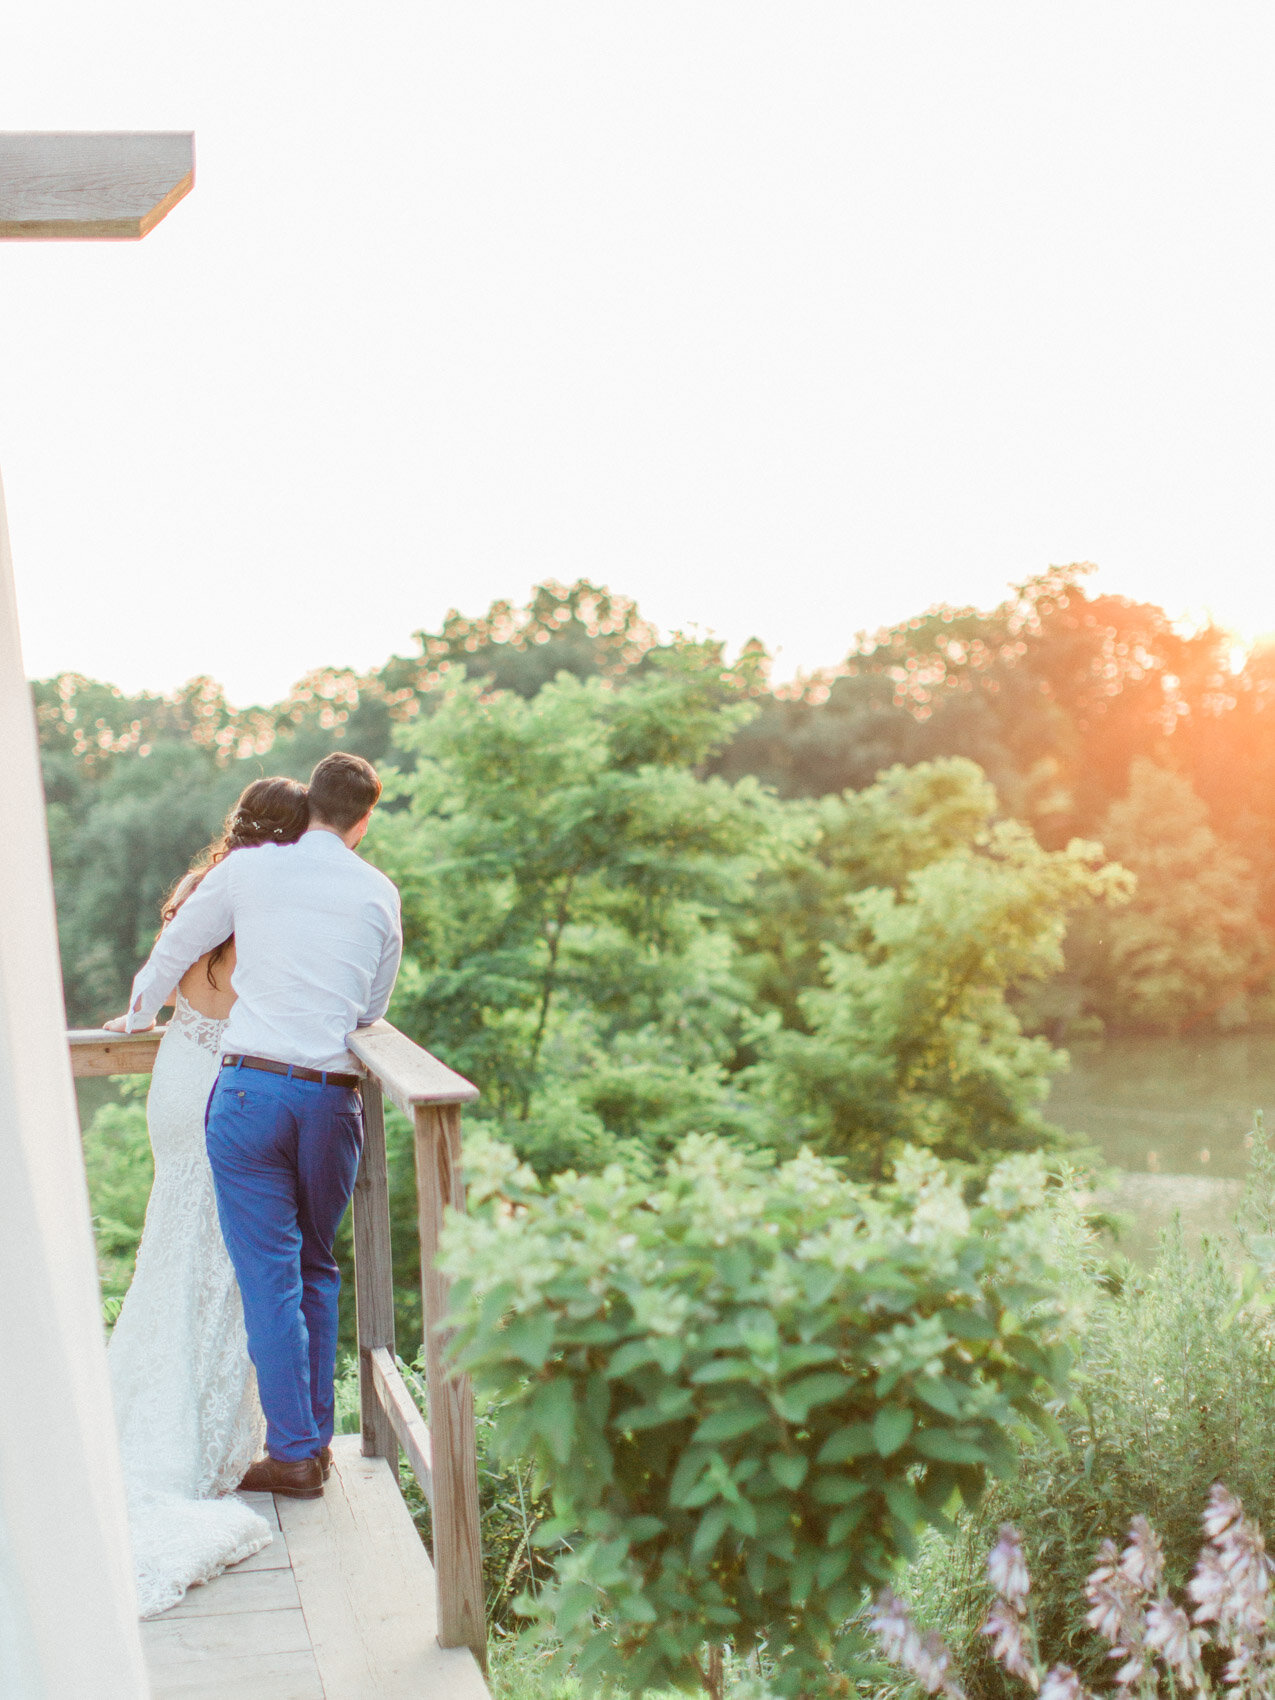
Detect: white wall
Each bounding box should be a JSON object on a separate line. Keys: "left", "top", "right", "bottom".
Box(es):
{"left": 0, "top": 468, "right": 148, "bottom": 1697}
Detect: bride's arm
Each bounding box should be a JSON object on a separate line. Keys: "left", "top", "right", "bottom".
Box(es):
{"left": 103, "top": 988, "right": 177, "bottom": 1033}
{"left": 102, "top": 982, "right": 179, "bottom": 1032}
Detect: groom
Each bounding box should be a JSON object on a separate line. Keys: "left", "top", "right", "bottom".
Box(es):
{"left": 117, "top": 751, "right": 402, "bottom": 1498}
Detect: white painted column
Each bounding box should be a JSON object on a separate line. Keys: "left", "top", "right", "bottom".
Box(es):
{"left": 0, "top": 469, "right": 148, "bottom": 1697}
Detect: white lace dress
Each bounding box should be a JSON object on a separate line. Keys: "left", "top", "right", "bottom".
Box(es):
{"left": 107, "top": 993, "right": 273, "bottom": 1618}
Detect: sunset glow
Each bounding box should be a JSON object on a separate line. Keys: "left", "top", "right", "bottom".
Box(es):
{"left": 2, "top": 4, "right": 1272, "bottom": 707}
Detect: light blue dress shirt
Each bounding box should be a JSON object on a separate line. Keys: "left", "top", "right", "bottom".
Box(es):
{"left": 125, "top": 829, "right": 402, "bottom": 1071}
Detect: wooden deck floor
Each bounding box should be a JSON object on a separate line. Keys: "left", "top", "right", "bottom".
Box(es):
{"left": 140, "top": 1437, "right": 489, "bottom": 1700}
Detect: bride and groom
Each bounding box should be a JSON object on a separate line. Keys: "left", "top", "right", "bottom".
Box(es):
{"left": 102, "top": 750, "right": 402, "bottom": 1617}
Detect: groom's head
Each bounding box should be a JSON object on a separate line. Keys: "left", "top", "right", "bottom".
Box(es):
{"left": 308, "top": 752, "right": 382, "bottom": 846}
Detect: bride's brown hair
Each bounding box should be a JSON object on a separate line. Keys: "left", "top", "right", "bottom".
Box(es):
{"left": 162, "top": 776, "right": 309, "bottom": 984}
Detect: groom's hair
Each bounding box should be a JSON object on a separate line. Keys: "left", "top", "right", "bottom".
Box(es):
{"left": 308, "top": 752, "right": 382, "bottom": 831}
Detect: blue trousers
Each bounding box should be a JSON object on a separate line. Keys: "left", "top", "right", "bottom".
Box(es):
{"left": 205, "top": 1065, "right": 363, "bottom": 1462}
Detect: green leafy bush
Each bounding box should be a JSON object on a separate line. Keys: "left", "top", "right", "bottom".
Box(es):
{"left": 442, "top": 1133, "right": 1076, "bottom": 1697}
{"left": 81, "top": 1093, "right": 153, "bottom": 1305}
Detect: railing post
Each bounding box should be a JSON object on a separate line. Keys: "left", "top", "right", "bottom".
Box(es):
{"left": 352, "top": 1078, "right": 398, "bottom": 1461}
{"left": 414, "top": 1100, "right": 486, "bottom": 1666}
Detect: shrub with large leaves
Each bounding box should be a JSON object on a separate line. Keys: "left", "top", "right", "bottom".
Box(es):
{"left": 442, "top": 1134, "right": 1076, "bottom": 1696}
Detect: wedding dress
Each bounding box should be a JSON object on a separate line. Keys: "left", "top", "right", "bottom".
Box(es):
{"left": 107, "top": 992, "right": 272, "bottom": 1618}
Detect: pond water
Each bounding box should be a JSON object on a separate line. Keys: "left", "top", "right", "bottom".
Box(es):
{"left": 1046, "top": 1034, "right": 1275, "bottom": 1260}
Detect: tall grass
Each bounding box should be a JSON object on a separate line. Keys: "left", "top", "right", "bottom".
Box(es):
{"left": 892, "top": 1125, "right": 1275, "bottom": 1697}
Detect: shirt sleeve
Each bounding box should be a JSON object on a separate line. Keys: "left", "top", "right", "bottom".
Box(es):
{"left": 124, "top": 857, "right": 236, "bottom": 1031}
{"left": 358, "top": 894, "right": 403, "bottom": 1029}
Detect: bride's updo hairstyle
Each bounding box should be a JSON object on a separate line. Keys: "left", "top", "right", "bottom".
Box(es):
{"left": 217, "top": 776, "right": 311, "bottom": 861}
{"left": 161, "top": 776, "right": 309, "bottom": 983}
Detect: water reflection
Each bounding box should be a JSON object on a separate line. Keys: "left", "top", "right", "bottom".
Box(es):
{"left": 1047, "top": 1033, "right": 1275, "bottom": 1180}
{"left": 1047, "top": 1034, "right": 1274, "bottom": 1261}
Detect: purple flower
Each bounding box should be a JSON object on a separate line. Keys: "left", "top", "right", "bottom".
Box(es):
{"left": 869, "top": 1590, "right": 965, "bottom": 1699}
{"left": 1039, "top": 1666, "right": 1087, "bottom": 1700}
{"left": 913, "top": 1629, "right": 963, "bottom": 1698}
{"left": 1143, "top": 1600, "right": 1205, "bottom": 1688}
{"left": 1110, "top": 1650, "right": 1146, "bottom": 1690}
{"left": 868, "top": 1590, "right": 918, "bottom": 1669}
{"left": 1189, "top": 1545, "right": 1230, "bottom": 1626}
{"left": 988, "top": 1525, "right": 1032, "bottom": 1611}
{"left": 1119, "top": 1517, "right": 1164, "bottom": 1595}
{"left": 1192, "top": 1484, "right": 1272, "bottom": 1643}
{"left": 1085, "top": 1542, "right": 1142, "bottom": 1651}
{"left": 981, "top": 1599, "right": 1039, "bottom": 1690}
{"left": 1203, "top": 1485, "right": 1246, "bottom": 1546}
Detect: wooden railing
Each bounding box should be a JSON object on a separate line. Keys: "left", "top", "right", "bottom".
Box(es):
{"left": 70, "top": 1019, "right": 487, "bottom": 1668}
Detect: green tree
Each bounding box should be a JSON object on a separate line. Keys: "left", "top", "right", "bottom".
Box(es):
{"left": 741, "top": 759, "right": 1008, "bottom": 1034}
{"left": 369, "top": 646, "right": 772, "bottom": 1171}
{"left": 714, "top": 566, "right": 1234, "bottom": 847}
{"left": 1078, "top": 759, "right": 1267, "bottom": 1032}
{"left": 48, "top": 740, "right": 242, "bottom": 1023}
{"left": 751, "top": 794, "right": 1128, "bottom": 1176}
{"left": 380, "top": 579, "right": 661, "bottom": 702}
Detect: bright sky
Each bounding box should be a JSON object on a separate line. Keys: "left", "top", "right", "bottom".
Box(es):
{"left": 2, "top": 4, "right": 1272, "bottom": 706}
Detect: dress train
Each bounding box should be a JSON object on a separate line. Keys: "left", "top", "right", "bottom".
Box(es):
{"left": 106, "top": 994, "right": 272, "bottom": 1618}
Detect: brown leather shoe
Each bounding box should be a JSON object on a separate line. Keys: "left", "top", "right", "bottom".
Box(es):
{"left": 319, "top": 1445, "right": 332, "bottom": 1481}
{"left": 238, "top": 1455, "right": 323, "bottom": 1499}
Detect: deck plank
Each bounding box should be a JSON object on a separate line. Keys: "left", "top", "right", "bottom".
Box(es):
{"left": 140, "top": 1437, "right": 488, "bottom": 1699}
{"left": 145, "top": 1648, "right": 325, "bottom": 1700}
{"left": 235, "top": 1525, "right": 292, "bottom": 1571}
{"left": 163, "top": 1565, "right": 301, "bottom": 1617}
{"left": 143, "top": 1604, "right": 313, "bottom": 1663}
{"left": 238, "top": 1488, "right": 282, "bottom": 1529}
{"left": 280, "top": 1436, "right": 488, "bottom": 1700}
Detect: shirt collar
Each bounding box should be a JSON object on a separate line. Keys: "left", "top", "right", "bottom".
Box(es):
{"left": 299, "top": 829, "right": 351, "bottom": 855}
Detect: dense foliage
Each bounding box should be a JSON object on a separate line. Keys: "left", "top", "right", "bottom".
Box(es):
{"left": 442, "top": 1134, "right": 1076, "bottom": 1698}
{"left": 54, "top": 579, "right": 1144, "bottom": 1186}
{"left": 751, "top": 784, "right": 1127, "bottom": 1174}
{"left": 1081, "top": 760, "right": 1265, "bottom": 1032}
{"left": 369, "top": 650, "right": 768, "bottom": 1173}
{"left": 41, "top": 569, "right": 1275, "bottom": 1049}
{"left": 81, "top": 1086, "right": 153, "bottom": 1307}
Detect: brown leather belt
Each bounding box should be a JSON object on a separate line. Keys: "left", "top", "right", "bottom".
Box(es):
{"left": 221, "top": 1053, "right": 361, "bottom": 1089}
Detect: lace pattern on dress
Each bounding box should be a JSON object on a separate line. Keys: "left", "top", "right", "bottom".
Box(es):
{"left": 107, "top": 1002, "right": 270, "bottom": 1617}
{"left": 168, "top": 990, "right": 229, "bottom": 1056}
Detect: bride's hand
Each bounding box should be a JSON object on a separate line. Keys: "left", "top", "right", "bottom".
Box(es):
{"left": 103, "top": 1014, "right": 152, "bottom": 1033}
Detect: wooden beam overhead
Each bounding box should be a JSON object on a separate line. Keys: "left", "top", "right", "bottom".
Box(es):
{"left": 0, "top": 131, "right": 193, "bottom": 240}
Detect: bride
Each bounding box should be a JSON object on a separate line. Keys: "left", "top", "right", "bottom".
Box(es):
{"left": 104, "top": 777, "right": 310, "bottom": 1619}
